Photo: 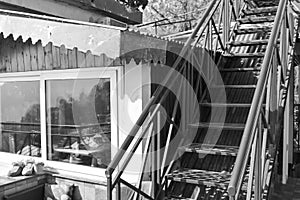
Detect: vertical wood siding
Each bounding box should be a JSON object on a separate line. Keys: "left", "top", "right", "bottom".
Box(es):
{"left": 0, "top": 34, "right": 119, "bottom": 73}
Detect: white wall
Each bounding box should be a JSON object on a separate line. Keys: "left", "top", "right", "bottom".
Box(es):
{"left": 117, "top": 59, "right": 151, "bottom": 182}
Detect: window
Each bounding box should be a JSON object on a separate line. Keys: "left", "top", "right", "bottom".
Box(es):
{"left": 46, "top": 78, "right": 111, "bottom": 168}
{"left": 0, "top": 81, "right": 41, "bottom": 156}
{"left": 0, "top": 68, "right": 118, "bottom": 173}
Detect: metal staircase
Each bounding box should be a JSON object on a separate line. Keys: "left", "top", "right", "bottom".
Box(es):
{"left": 165, "top": 1, "right": 278, "bottom": 199}
{"left": 106, "top": 0, "right": 298, "bottom": 200}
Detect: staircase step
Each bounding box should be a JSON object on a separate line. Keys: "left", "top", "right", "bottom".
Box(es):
{"left": 166, "top": 169, "right": 231, "bottom": 188}
{"left": 238, "top": 16, "right": 275, "bottom": 24}
{"left": 223, "top": 52, "right": 265, "bottom": 58}
{"left": 189, "top": 122, "right": 245, "bottom": 130}
{"left": 227, "top": 39, "right": 270, "bottom": 46}
{"left": 179, "top": 144, "right": 239, "bottom": 156}
{"left": 256, "top": 0, "right": 279, "bottom": 7}
{"left": 214, "top": 84, "right": 256, "bottom": 89}
{"left": 168, "top": 196, "right": 195, "bottom": 200}
{"left": 235, "top": 26, "right": 272, "bottom": 34}
{"left": 243, "top": 6, "right": 277, "bottom": 15}
{"left": 219, "top": 67, "right": 261, "bottom": 72}
{"left": 200, "top": 103, "right": 253, "bottom": 107}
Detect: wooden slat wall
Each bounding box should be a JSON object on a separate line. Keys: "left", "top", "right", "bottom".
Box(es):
{"left": 0, "top": 34, "right": 119, "bottom": 73}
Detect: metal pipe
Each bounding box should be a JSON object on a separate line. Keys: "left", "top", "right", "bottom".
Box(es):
{"left": 106, "top": 0, "right": 220, "bottom": 177}
{"left": 254, "top": 115, "right": 262, "bottom": 200}
{"left": 228, "top": 0, "right": 287, "bottom": 197}
{"left": 107, "top": 175, "right": 112, "bottom": 200}
{"left": 223, "top": 0, "right": 230, "bottom": 48}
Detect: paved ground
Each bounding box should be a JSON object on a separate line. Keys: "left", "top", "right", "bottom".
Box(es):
{"left": 269, "top": 177, "right": 300, "bottom": 200}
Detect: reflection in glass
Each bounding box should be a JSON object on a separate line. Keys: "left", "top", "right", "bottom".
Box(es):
{"left": 46, "top": 78, "right": 111, "bottom": 168}
{"left": 0, "top": 81, "right": 41, "bottom": 157}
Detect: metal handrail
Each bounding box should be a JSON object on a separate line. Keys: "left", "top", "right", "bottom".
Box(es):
{"left": 106, "top": 0, "right": 220, "bottom": 177}
{"left": 106, "top": 0, "right": 244, "bottom": 199}
{"left": 105, "top": 0, "right": 232, "bottom": 199}
{"left": 228, "top": 0, "right": 288, "bottom": 197}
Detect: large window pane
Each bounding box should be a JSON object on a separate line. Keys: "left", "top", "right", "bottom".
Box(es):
{"left": 46, "top": 78, "right": 111, "bottom": 168}
{"left": 0, "top": 81, "right": 41, "bottom": 157}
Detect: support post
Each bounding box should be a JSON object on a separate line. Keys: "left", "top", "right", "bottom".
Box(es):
{"left": 255, "top": 115, "right": 262, "bottom": 200}
{"left": 280, "top": 14, "right": 288, "bottom": 79}
{"left": 151, "top": 114, "right": 158, "bottom": 197}
{"left": 270, "top": 54, "right": 278, "bottom": 148}
{"left": 283, "top": 61, "right": 294, "bottom": 184}
{"left": 235, "top": 0, "right": 239, "bottom": 17}
{"left": 223, "top": 0, "right": 230, "bottom": 50}
{"left": 107, "top": 175, "right": 113, "bottom": 200}
{"left": 283, "top": 85, "right": 290, "bottom": 184}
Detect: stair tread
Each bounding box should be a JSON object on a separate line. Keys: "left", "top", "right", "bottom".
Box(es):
{"left": 200, "top": 103, "right": 253, "bottom": 107}
{"left": 180, "top": 143, "right": 239, "bottom": 156}
{"left": 189, "top": 122, "right": 245, "bottom": 130}
{"left": 223, "top": 52, "right": 265, "bottom": 58}
{"left": 166, "top": 169, "right": 231, "bottom": 188}
{"left": 238, "top": 16, "right": 275, "bottom": 24}
{"left": 219, "top": 67, "right": 261, "bottom": 72}
{"left": 200, "top": 103, "right": 265, "bottom": 108}
{"left": 227, "top": 39, "right": 269, "bottom": 46}
{"left": 235, "top": 26, "right": 272, "bottom": 34}
{"left": 256, "top": 0, "right": 279, "bottom": 7}
{"left": 214, "top": 84, "right": 256, "bottom": 88}
{"left": 243, "top": 6, "right": 277, "bottom": 15}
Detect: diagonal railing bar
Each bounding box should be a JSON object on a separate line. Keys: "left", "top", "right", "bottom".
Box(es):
{"left": 211, "top": 19, "right": 226, "bottom": 51}
{"left": 193, "top": 0, "right": 222, "bottom": 46}
{"left": 106, "top": 0, "right": 244, "bottom": 199}
{"left": 229, "top": 0, "right": 238, "bottom": 20}
{"left": 119, "top": 178, "right": 154, "bottom": 200}
{"left": 227, "top": 0, "right": 297, "bottom": 199}
{"left": 134, "top": 126, "right": 153, "bottom": 200}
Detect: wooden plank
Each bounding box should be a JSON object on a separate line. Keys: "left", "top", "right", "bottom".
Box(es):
{"left": 0, "top": 35, "right": 7, "bottom": 72}
{"left": 36, "top": 41, "right": 45, "bottom": 70}
{"left": 4, "top": 35, "right": 13, "bottom": 72}
{"left": 99, "top": 53, "right": 106, "bottom": 66}
{"left": 10, "top": 37, "right": 18, "bottom": 72}
{"left": 77, "top": 50, "right": 86, "bottom": 68}
{"left": 94, "top": 55, "right": 102, "bottom": 67}
{"left": 68, "top": 48, "right": 77, "bottom": 69}
{"left": 0, "top": 34, "right": 4, "bottom": 72}
{"left": 16, "top": 37, "right": 25, "bottom": 72}
{"left": 59, "top": 45, "right": 68, "bottom": 69}
{"left": 23, "top": 39, "right": 32, "bottom": 71}
{"left": 44, "top": 42, "right": 53, "bottom": 70}
{"left": 52, "top": 45, "right": 60, "bottom": 69}
{"left": 29, "top": 42, "right": 38, "bottom": 71}
{"left": 86, "top": 50, "right": 94, "bottom": 68}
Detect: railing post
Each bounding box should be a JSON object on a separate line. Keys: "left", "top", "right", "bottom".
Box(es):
{"left": 157, "top": 111, "right": 161, "bottom": 184}
{"left": 107, "top": 174, "right": 113, "bottom": 200}
{"left": 223, "top": 0, "right": 230, "bottom": 50}
{"left": 235, "top": 0, "right": 239, "bottom": 17}
{"left": 152, "top": 114, "right": 158, "bottom": 197}
{"left": 254, "top": 115, "right": 262, "bottom": 200}
{"left": 116, "top": 182, "right": 121, "bottom": 200}
{"left": 283, "top": 55, "right": 294, "bottom": 184}
{"left": 270, "top": 52, "right": 278, "bottom": 153}
{"left": 280, "top": 13, "right": 288, "bottom": 79}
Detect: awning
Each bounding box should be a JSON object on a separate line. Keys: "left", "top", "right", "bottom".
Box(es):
{"left": 0, "top": 9, "right": 122, "bottom": 59}
{"left": 0, "top": 9, "right": 188, "bottom": 66}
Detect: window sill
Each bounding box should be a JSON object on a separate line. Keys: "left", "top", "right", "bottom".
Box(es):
{"left": 44, "top": 167, "right": 107, "bottom": 185}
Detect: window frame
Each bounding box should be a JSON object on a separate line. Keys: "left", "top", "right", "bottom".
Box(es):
{"left": 0, "top": 67, "right": 120, "bottom": 178}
